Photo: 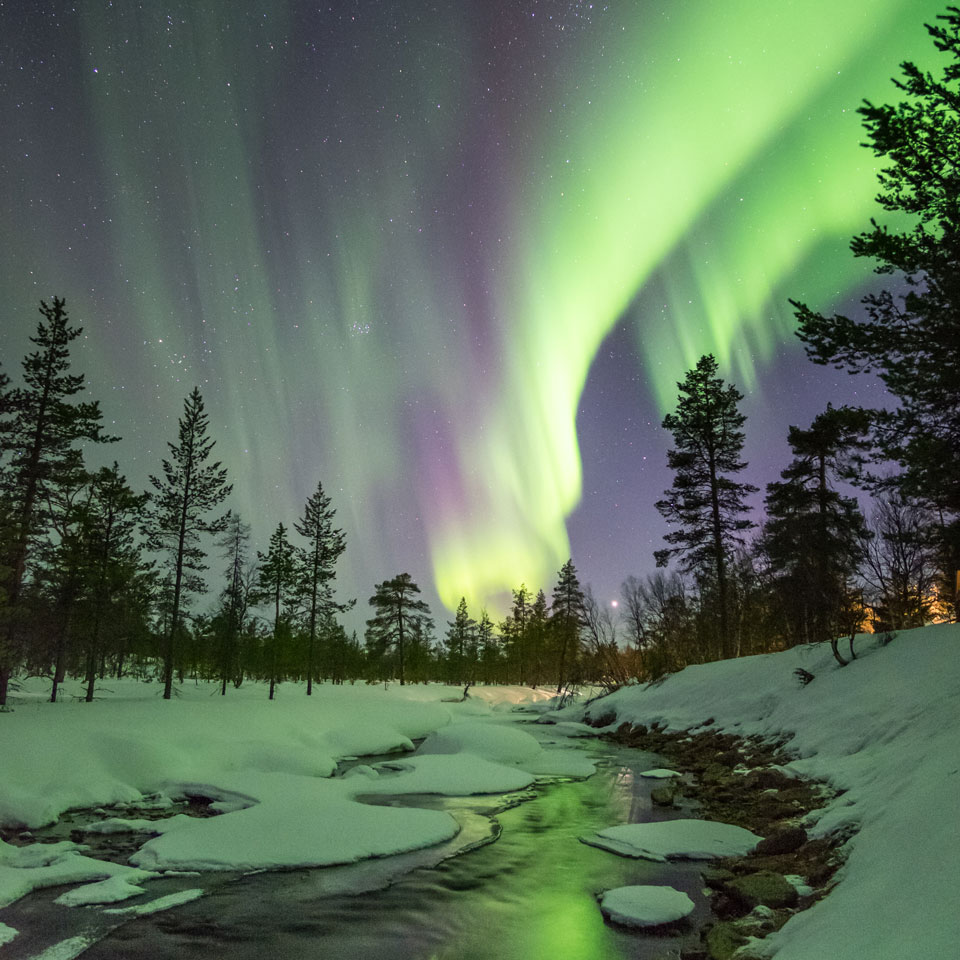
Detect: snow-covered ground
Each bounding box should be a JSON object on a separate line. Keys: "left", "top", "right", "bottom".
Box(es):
{"left": 573, "top": 622, "right": 959, "bottom": 960}
{"left": 0, "top": 678, "right": 578, "bottom": 923}
{"left": 2, "top": 624, "right": 957, "bottom": 960}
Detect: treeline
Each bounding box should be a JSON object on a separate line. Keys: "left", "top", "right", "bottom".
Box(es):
{"left": 1, "top": 8, "right": 957, "bottom": 705}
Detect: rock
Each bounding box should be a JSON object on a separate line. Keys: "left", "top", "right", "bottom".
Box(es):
{"left": 755, "top": 826, "right": 807, "bottom": 856}
{"left": 651, "top": 784, "right": 680, "bottom": 807}
{"left": 701, "top": 763, "right": 730, "bottom": 785}
{"left": 704, "top": 921, "right": 749, "bottom": 960}
{"left": 701, "top": 866, "right": 735, "bottom": 890}
{"left": 744, "top": 768, "right": 792, "bottom": 791}
{"left": 598, "top": 884, "right": 695, "bottom": 928}
{"left": 726, "top": 871, "right": 799, "bottom": 910}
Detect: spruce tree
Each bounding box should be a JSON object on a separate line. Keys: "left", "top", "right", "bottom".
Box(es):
{"left": 761, "top": 406, "right": 871, "bottom": 651}
{"left": 143, "top": 387, "right": 232, "bottom": 699}
{"left": 444, "top": 597, "right": 477, "bottom": 683}
{"left": 655, "top": 354, "right": 756, "bottom": 659}
{"left": 0, "top": 297, "right": 116, "bottom": 706}
{"left": 549, "top": 559, "right": 586, "bottom": 693}
{"left": 78, "top": 463, "right": 151, "bottom": 702}
{"left": 365, "top": 573, "right": 431, "bottom": 686}
{"left": 293, "top": 480, "right": 349, "bottom": 694}
{"left": 527, "top": 589, "right": 548, "bottom": 687}
{"left": 214, "top": 513, "right": 254, "bottom": 695}
{"left": 793, "top": 9, "right": 960, "bottom": 612}
{"left": 257, "top": 523, "right": 297, "bottom": 700}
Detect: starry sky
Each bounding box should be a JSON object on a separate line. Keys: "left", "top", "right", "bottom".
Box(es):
{"left": 0, "top": 0, "right": 943, "bottom": 626}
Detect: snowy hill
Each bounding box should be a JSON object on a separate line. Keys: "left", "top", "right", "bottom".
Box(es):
{"left": 575, "top": 623, "right": 959, "bottom": 960}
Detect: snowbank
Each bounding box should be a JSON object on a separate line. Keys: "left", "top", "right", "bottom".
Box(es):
{"left": 0, "top": 679, "right": 590, "bottom": 907}
{"left": 576, "top": 623, "right": 959, "bottom": 960}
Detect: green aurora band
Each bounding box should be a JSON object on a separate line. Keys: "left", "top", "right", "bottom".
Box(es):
{"left": 3, "top": 0, "right": 944, "bottom": 616}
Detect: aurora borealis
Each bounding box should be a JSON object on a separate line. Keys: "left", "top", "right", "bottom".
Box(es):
{"left": 0, "top": 0, "right": 944, "bottom": 620}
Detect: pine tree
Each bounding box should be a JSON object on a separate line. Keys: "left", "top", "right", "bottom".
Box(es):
{"left": 0, "top": 297, "right": 116, "bottom": 706}
{"left": 504, "top": 584, "right": 531, "bottom": 685}
{"left": 365, "top": 573, "right": 431, "bottom": 686}
{"left": 761, "top": 406, "right": 871, "bottom": 652}
{"left": 549, "top": 559, "right": 586, "bottom": 693}
{"left": 77, "top": 463, "right": 150, "bottom": 702}
{"left": 143, "top": 387, "right": 232, "bottom": 699}
{"left": 214, "top": 513, "right": 254, "bottom": 695}
{"left": 793, "top": 9, "right": 960, "bottom": 613}
{"left": 476, "top": 608, "right": 500, "bottom": 683}
{"left": 655, "top": 355, "right": 757, "bottom": 658}
{"left": 257, "top": 523, "right": 297, "bottom": 700}
{"left": 293, "top": 480, "right": 349, "bottom": 694}
{"left": 444, "top": 597, "right": 477, "bottom": 683}
{"left": 527, "top": 589, "right": 548, "bottom": 687}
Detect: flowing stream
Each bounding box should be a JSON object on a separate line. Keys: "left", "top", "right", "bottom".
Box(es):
{"left": 2, "top": 731, "right": 713, "bottom": 960}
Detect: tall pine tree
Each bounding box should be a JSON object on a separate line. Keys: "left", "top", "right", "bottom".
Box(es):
{"left": 294, "top": 480, "right": 349, "bottom": 694}
{"left": 793, "top": 9, "right": 960, "bottom": 614}
{"left": 257, "top": 523, "right": 298, "bottom": 700}
{"left": 0, "top": 298, "right": 116, "bottom": 706}
{"left": 655, "top": 355, "right": 756, "bottom": 659}
{"left": 761, "top": 406, "right": 871, "bottom": 652}
{"left": 143, "top": 387, "right": 232, "bottom": 699}
{"left": 549, "top": 559, "right": 586, "bottom": 693}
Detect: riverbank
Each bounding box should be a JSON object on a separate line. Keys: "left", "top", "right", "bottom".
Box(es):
{"left": 602, "top": 723, "right": 842, "bottom": 959}
{"left": 572, "top": 623, "right": 959, "bottom": 960}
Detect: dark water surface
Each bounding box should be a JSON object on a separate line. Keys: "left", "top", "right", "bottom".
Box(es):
{"left": 3, "top": 736, "right": 712, "bottom": 960}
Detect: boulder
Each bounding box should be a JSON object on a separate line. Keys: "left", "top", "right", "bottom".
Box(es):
{"left": 755, "top": 826, "right": 807, "bottom": 856}
{"left": 651, "top": 784, "right": 680, "bottom": 807}
{"left": 726, "top": 871, "right": 799, "bottom": 910}
{"left": 704, "top": 921, "right": 749, "bottom": 960}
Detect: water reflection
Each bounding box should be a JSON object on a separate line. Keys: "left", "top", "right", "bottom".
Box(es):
{"left": 66, "top": 742, "right": 711, "bottom": 960}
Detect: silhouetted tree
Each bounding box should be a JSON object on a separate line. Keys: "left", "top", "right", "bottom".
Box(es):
{"left": 365, "top": 573, "right": 432, "bottom": 685}
{"left": 143, "top": 387, "right": 232, "bottom": 699}
{"left": 655, "top": 355, "right": 756, "bottom": 658}
{"left": 257, "top": 523, "right": 298, "bottom": 700}
{"left": 793, "top": 9, "right": 960, "bottom": 615}
{"left": 214, "top": 513, "right": 255, "bottom": 695}
{"left": 549, "top": 559, "right": 586, "bottom": 693}
{"left": 444, "top": 597, "right": 476, "bottom": 683}
{"left": 0, "top": 298, "right": 115, "bottom": 706}
{"left": 294, "top": 480, "right": 349, "bottom": 694}
{"left": 761, "top": 405, "right": 871, "bottom": 650}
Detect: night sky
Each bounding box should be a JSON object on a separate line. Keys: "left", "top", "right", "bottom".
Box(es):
{"left": 0, "top": 1, "right": 942, "bottom": 625}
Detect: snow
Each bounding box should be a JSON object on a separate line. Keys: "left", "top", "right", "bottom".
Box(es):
{"left": 54, "top": 872, "right": 155, "bottom": 906}
{"left": 0, "top": 921, "right": 17, "bottom": 945}
{"left": 639, "top": 768, "right": 682, "bottom": 779}
{"left": 103, "top": 888, "right": 204, "bottom": 915}
{"left": 418, "top": 720, "right": 543, "bottom": 763}
{"left": 574, "top": 623, "right": 960, "bottom": 960}
{"left": 583, "top": 819, "right": 761, "bottom": 862}
{"left": 0, "top": 680, "right": 585, "bottom": 906}
{"left": 28, "top": 936, "right": 96, "bottom": 960}
{"left": 598, "top": 884, "right": 695, "bottom": 927}
{"left": 0, "top": 838, "right": 158, "bottom": 909}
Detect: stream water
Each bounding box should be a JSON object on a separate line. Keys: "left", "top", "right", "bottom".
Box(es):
{"left": 2, "top": 732, "right": 713, "bottom": 960}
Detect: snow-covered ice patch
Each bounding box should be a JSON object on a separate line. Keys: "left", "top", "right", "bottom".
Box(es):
{"left": 54, "top": 871, "right": 156, "bottom": 906}
{"left": 583, "top": 819, "right": 761, "bottom": 862}
{"left": 0, "top": 838, "right": 157, "bottom": 909}
{"left": 83, "top": 813, "right": 194, "bottom": 835}
{"left": 598, "top": 884, "right": 695, "bottom": 927}
{"left": 28, "top": 935, "right": 97, "bottom": 960}
{"left": 103, "top": 887, "right": 204, "bottom": 915}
